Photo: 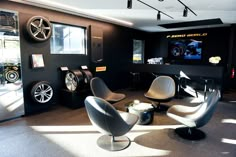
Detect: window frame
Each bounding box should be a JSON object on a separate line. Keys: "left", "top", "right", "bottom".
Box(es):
{"left": 50, "top": 22, "right": 87, "bottom": 55}
{"left": 133, "top": 39, "right": 145, "bottom": 64}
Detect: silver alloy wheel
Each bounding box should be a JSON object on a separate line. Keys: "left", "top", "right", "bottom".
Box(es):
{"left": 31, "top": 81, "right": 53, "bottom": 103}
{"left": 65, "top": 72, "right": 78, "bottom": 91}
{"left": 65, "top": 70, "right": 83, "bottom": 91}
{"left": 26, "top": 16, "right": 52, "bottom": 42}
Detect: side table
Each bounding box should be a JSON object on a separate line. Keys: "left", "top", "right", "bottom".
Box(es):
{"left": 125, "top": 100, "right": 155, "bottom": 125}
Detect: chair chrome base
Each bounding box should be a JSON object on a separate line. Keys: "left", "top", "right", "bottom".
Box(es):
{"left": 97, "top": 135, "right": 131, "bottom": 151}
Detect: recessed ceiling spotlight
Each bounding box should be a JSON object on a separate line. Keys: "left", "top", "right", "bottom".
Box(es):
{"left": 158, "top": 0, "right": 164, "bottom": 2}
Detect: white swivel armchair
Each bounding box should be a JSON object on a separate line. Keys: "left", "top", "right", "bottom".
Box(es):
{"left": 144, "top": 75, "right": 176, "bottom": 110}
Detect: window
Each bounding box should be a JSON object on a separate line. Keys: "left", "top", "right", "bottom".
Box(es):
{"left": 1, "top": 36, "right": 20, "bottom": 64}
{"left": 50, "top": 23, "right": 87, "bottom": 54}
{"left": 133, "top": 39, "right": 144, "bottom": 64}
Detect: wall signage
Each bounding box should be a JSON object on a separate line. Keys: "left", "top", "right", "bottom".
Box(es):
{"left": 166, "top": 33, "right": 207, "bottom": 38}
{"left": 96, "top": 66, "right": 106, "bottom": 72}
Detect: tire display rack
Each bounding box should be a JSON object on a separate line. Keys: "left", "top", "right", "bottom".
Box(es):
{"left": 64, "top": 69, "right": 93, "bottom": 92}
{"left": 65, "top": 70, "right": 83, "bottom": 92}
{"left": 61, "top": 67, "right": 93, "bottom": 109}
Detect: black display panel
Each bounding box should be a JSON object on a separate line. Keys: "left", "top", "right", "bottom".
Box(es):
{"left": 168, "top": 39, "right": 203, "bottom": 61}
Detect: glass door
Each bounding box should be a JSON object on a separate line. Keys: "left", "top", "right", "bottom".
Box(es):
{"left": 0, "top": 9, "right": 24, "bottom": 122}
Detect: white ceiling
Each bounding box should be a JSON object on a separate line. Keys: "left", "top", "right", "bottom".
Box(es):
{"left": 10, "top": 0, "right": 236, "bottom": 32}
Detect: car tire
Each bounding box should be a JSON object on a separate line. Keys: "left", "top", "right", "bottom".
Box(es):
{"left": 65, "top": 70, "right": 83, "bottom": 92}
{"left": 26, "top": 16, "right": 52, "bottom": 42}
{"left": 31, "top": 81, "right": 53, "bottom": 103}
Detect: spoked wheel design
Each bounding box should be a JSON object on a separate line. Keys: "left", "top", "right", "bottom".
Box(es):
{"left": 26, "top": 16, "right": 52, "bottom": 42}
{"left": 31, "top": 81, "right": 53, "bottom": 103}
{"left": 65, "top": 72, "right": 78, "bottom": 92}
{"left": 5, "top": 70, "right": 19, "bottom": 83}
{"left": 65, "top": 70, "right": 83, "bottom": 91}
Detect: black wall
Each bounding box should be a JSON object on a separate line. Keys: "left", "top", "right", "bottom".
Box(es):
{"left": 144, "top": 26, "right": 236, "bottom": 91}
{"left": 146, "top": 27, "right": 231, "bottom": 66}
{"left": 144, "top": 26, "right": 236, "bottom": 90}
{"left": 1, "top": 1, "right": 146, "bottom": 114}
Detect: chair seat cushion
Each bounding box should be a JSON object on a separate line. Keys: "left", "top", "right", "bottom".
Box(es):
{"left": 167, "top": 107, "right": 197, "bottom": 128}
{"left": 144, "top": 92, "right": 172, "bottom": 100}
{"left": 105, "top": 93, "right": 126, "bottom": 102}
{"left": 167, "top": 104, "right": 204, "bottom": 128}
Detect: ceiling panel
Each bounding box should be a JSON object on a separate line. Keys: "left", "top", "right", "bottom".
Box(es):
{"left": 10, "top": 0, "right": 236, "bottom": 32}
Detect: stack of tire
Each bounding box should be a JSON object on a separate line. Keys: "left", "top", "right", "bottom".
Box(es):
{"left": 64, "top": 69, "right": 93, "bottom": 92}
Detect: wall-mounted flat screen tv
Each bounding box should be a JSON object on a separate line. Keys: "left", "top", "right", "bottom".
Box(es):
{"left": 168, "top": 39, "right": 203, "bottom": 60}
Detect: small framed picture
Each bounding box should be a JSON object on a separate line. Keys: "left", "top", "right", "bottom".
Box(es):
{"left": 31, "top": 54, "right": 45, "bottom": 68}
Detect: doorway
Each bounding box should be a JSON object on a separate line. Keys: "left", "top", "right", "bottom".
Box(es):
{"left": 0, "top": 9, "right": 24, "bottom": 122}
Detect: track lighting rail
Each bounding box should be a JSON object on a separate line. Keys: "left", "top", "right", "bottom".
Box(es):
{"left": 177, "top": 0, "right": 197, "bottom": 16}
{"left": 128, "top": 0, "right": 197, "bottom": 20}
{"left": 137, "top": 0, "right": 174, "bottom": 19}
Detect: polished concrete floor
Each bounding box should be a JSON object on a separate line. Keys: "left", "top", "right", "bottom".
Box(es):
{"left": 0, "top": 89, "right": 235, "bottom": 157}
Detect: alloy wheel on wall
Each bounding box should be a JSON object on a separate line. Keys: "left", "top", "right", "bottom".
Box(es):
{"left": 26, "top": 16, "right": 52, "bottom": 42}
{"left": 31, "top": 81, "right": 53, "bottom": 103}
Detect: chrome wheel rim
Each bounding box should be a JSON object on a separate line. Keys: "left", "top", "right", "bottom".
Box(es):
{"left": 33, "top": 83, "right": 53, "bottom": 103}
{"left": 27, "top": 16, "right": 52, "bottom": 42}
{"left": 65, "top": 72, "right": 78, "bottom": 91}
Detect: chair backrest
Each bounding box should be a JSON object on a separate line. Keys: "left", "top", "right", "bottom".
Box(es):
{"left": 90, "top": 77, "right": 112, "bottom": 99}
{"left": 148, "top": 75, "right": 176, "bottom": 98}
{"left": 84, "top": 96, "right": 130, "bottom": 136}
{"left": 195, "top": 89, "right": 221, "bottom": 128}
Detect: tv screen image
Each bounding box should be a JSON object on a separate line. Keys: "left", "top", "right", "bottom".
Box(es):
{"left": 168, "top": 39, "right": 202, "bottom": 60}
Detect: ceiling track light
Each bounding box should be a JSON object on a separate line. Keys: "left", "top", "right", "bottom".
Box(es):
{"left": 157, "top": 11, "right": 161, "bottom": 20}
{"left": 183, "top": 6, "right": 188, "bottom": 17}
{"left": 137, "top": 0, "right": 174, "bottom": 19}
{"left": 177, "top": 0, "right": 197, "bottom": 16}
{"left": 127, "top": 0, "right": 132, "bottom": 9}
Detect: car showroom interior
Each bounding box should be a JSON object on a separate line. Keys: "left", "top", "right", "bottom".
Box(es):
{"left": 0, "top": 0, "right": 236, "bottom": 156}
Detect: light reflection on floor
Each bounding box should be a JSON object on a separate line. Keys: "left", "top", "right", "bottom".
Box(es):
{"left": 30, "top": 125, "right": 182, "bottom": 157}
{"left": 0, "top": 82, "right": 24, "bottom": 120}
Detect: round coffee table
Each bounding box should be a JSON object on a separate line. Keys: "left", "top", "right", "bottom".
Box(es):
{"left": 125, "top": 100, "right": 155, "bottom": 125}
